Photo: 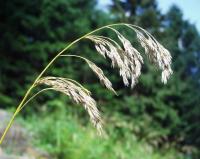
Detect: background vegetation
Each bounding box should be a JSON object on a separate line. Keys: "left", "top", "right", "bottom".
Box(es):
{"left": 0, "top": 0, "right": 200, "bottom": 158}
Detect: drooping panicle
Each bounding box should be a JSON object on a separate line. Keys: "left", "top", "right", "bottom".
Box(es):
{"left": 107, "top": 26, "right": 144, "bottom": 87}
{"left": 126, "top": 24, "right": 173, "bottom": 84}
{"left": 86, "top": 35, "right": 131, "bottom": 86}
{"left": 86, "top": 29, "right": 144, "bottom": 88}
{"left": 61, "top": 54, "right": 116, "bottom": 95}
{"left": 0, "top": 23, "right": 174, "bottom": 145}
{"left": 86, "top": 23, "right": 173, "bottom": 86}
{"left": 86, "top": 60, "right": 117, "bottom": 94}
{"left": 36, "top": 76, "right": 103, "bottom": 134}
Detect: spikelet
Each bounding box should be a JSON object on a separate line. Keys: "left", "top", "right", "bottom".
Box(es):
{"left": 86, "top": 35, "right": 131, "bottom": 86}
{"left": 107, "top": 27, "right": 144, "bottom": 88}
{"left": 126, "top": 24, "right": 173, "bottom": 84}
{"left": 36, "top": 77, "right": 103, "bottom": 135}
{"left": 87, "top": 33, "right": 143, "bottom": 88}
{"left": 61, "top": 54, "right": 116, "bottom": 95}
{"left": 86, "top": 60, "right": 117, "bottom": 95}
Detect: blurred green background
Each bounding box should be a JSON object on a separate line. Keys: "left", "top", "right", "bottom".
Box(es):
{"left": 0, "top": 0, "right": 200, "bottom": 159}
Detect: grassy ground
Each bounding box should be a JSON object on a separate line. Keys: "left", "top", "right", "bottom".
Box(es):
{"left": 18, "top": 102, "right": 186, "bottom": 159}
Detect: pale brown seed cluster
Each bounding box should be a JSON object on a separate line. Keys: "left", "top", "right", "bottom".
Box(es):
{"left": 0, "top": 24, "right": 174, "bottom": 142}
{"left": 36, "top": 25, "right": 173, "bottom": 134}
{"left": 86, "top": 60, "right": 117, "bottom": 94}
{"left": 126, "top": 24, "right": 173, "bottom": 84}
{"left": 109, "top": 27, "right": 144, "bottom": 88}
{"left": 86, "top": 35, "right": 141, "bottom": 87}
{"left": 86, "top": 25, "right": 172, "bottom": 86}
{"left": 36, "top": 77, "right": 103, "bottom": 135}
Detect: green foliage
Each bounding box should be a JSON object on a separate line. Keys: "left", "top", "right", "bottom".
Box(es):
{"left": 0, "top": 0, "right": 200, "bottom": 158}
{"left": 0, "top": 0, "right": 110, "bottom": 107}
{"left": 110, "top": 1, "right": 200, "bottom": 152}
{"left": 20, "top": 102, "right": 185, "bottom": 159}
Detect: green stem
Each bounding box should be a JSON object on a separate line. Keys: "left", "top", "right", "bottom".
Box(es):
{"left": 61, "top": 54, "right": 89, "bottom": 62}
{"left": 19, "top": 88, "right": 54, "bottom": 111}
{"left": 0, "top": 22, "right": 128, "bottom": 144}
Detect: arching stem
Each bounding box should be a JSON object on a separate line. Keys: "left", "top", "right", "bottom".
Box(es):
{"left": 0, "top": 23, "right": 128, "bottom": 144}
{"left": 19, "top": 88, "right": 55, "bottom": 111}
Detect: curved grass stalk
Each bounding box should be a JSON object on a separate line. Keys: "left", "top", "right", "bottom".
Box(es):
{"left": 0, "top": 22, "right": 173, "bottom": 144}
{"left": 0, "top": 23, "right": 126, "bottom": 144}
{"left": 19, "top": 88, "right": 55, "bottom": 111}
{"left": 106, "top": 26, "right": 123, "bottom": 37}
{"left": 90, "top": 35, "right": 122, "bottom": 49}
{"left": 61, "top": 54, "right": 117, "bottom": 95}
{"left": 61, "top": 54, "right": 90, "bottom": 63}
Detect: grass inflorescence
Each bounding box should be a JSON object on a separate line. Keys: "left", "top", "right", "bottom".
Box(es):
{"left": 0, "top": 23, "right": 173, "bottom": 144}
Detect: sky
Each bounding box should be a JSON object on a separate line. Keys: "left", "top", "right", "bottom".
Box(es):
{"left": 98, "top": 0, "right": 200, "bottom": 32}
